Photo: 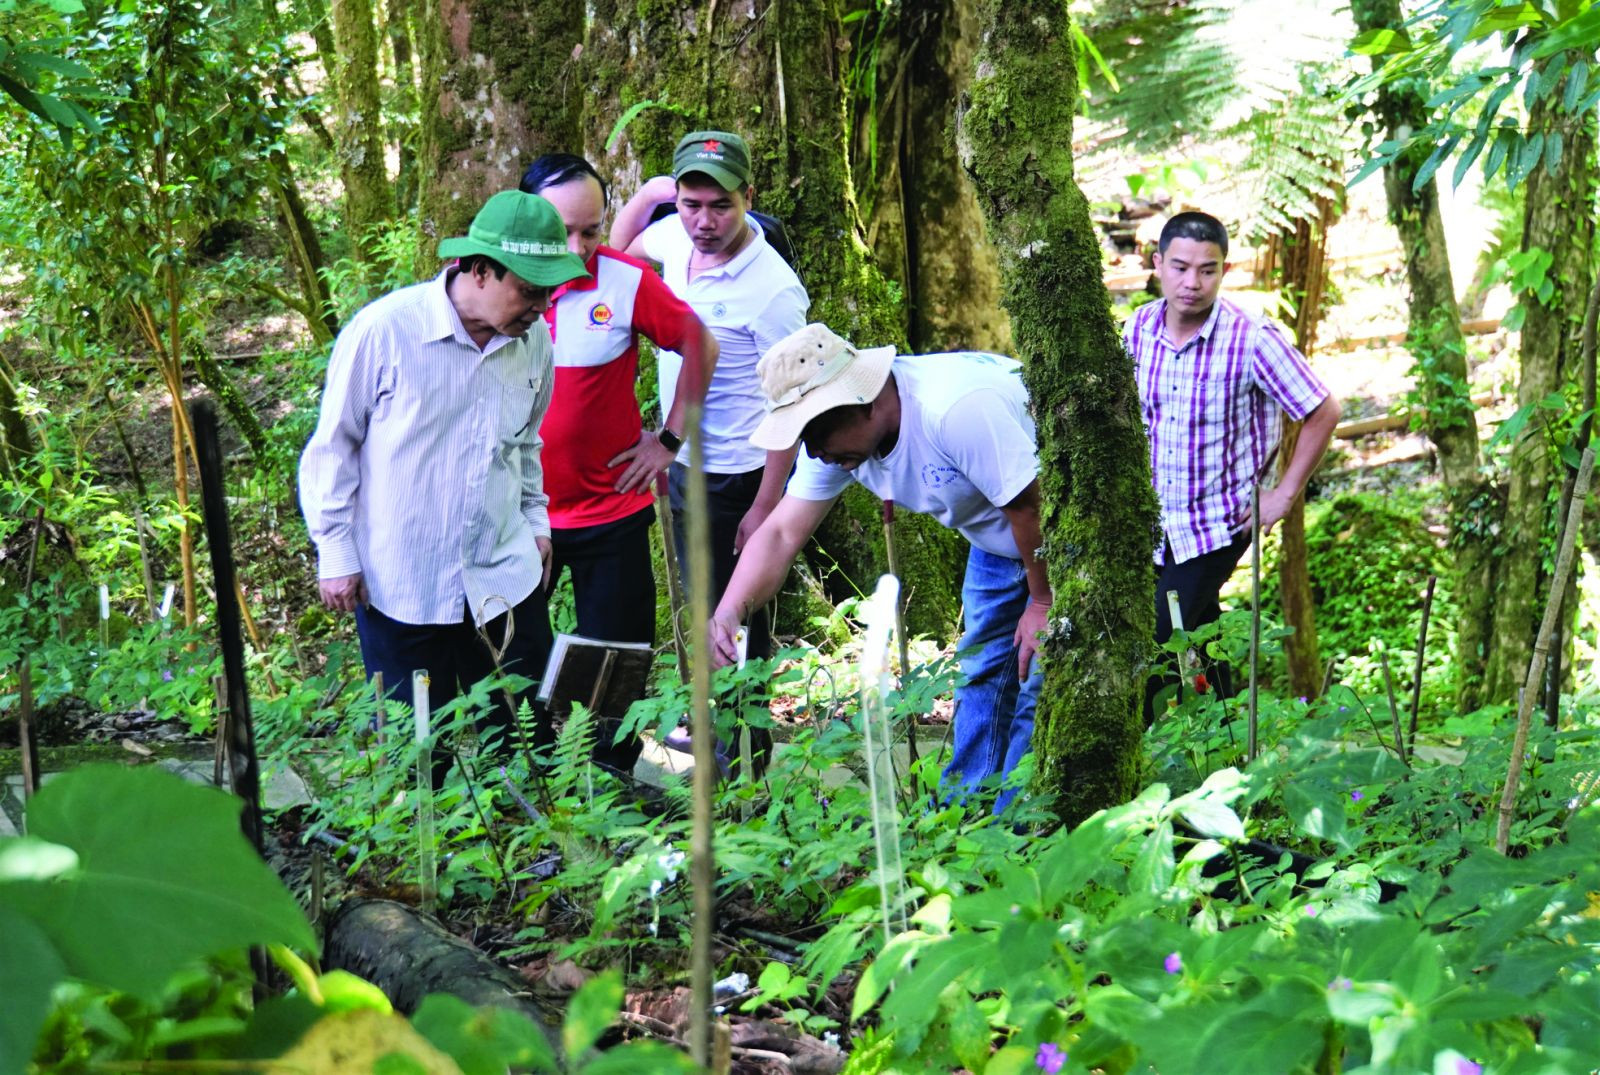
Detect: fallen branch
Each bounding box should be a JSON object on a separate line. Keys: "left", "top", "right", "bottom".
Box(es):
{"left": 1334, "top": 391, "right": 1498, "bottom": 439}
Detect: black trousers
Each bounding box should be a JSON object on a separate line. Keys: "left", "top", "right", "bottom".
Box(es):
{"left": 548, "top": 505, "right": 656, "bottom": 772}
{"left": 355, "top": 589, "right": 553, "bottom": 787}
{"left": 667, "top": 462, "right": 771, "bottom": 661}
{"left": 1145, "top": 532, "right": 1252, "bottom": 722}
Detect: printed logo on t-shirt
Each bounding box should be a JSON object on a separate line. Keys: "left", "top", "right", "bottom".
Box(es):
{"left": 588, "top": 302, "right": 614, "bottom": 328}
{"left": 921, "top": 464, "right": 961, "bottom": 488}
{"left": 711, "top": 302, "right": 727, "bottom": 318}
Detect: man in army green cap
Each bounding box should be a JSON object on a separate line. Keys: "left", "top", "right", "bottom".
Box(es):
{"left": 299, "top": 191, "right": 590, "bottom": 780}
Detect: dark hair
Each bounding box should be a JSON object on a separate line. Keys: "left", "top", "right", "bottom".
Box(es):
{"left": 1158, "top": 211, "right": 1229, "bottom": 257}
{"left": 800, "top": 403, "right": 872, "bottom": 452}
{"left": 458, "top": 254, "right": 509, "bottom": 280}
{"left": 520, "top": 153, "right": 608, "bottom": 203}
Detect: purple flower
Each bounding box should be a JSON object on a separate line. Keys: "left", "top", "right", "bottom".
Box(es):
{"left": 1163, "top": 951, "right": 1182, "bottom": 975}
{"left": 162, "top": 669, "right": 174, "bottom": 682}
{"left": 1456, "top": 1061, "right": 1482, "bottom": 1075}
{"left": 1350, "top": 790, "right": 1364, "bottom": 802}
{"left": 1328, "top": 977, "right": 1353, "bottom": 991}
{"left": 1035, "top": 1042, "right": 1067, "bottom": 1073}
{"left": 1305, "top": 904, "right": 1319, "bottom": 917}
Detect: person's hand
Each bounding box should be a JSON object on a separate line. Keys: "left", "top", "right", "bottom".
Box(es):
{"left": 734, "top": 500, "right": 776, "bottom": 555}
{"left": 1249, "top": 486, "right": 1297, "bottom": 535}
{"left": 319, "top": 573, "right": 367, "bottom": 613}
{"left": 1013, "top": 598, "right": 1050, "bottom": 682}
{"left": 537, "top": 536, "right": 554, "bottom": 592}
{"left": 642, "top": 174, "right": 679, "bottom": 208}
{"left": 707, "top": 608, "right": 744, "bottom": 669}
{"left": 609, "top": 431, "right": 677, "bottom": 495}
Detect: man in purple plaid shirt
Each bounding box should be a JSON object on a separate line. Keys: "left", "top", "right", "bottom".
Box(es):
{"left": 1127, "top": 212, "right": 1342, "bottom": 716}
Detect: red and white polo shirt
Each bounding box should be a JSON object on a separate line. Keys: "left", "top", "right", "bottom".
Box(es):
{"left": 540, "top": 246, "right": 697, "bottom": 529}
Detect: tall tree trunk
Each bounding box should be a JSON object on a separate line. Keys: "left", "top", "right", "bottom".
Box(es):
{"left": 1269, "top": 207, "right": 1335, "bottom": 699}
{"left": 330, "top": 0, "right": 393, "bottom": 263}
{"left": 1484, "top": 99, "right": 1597, "bottom": 704}
{"left": 415, "top": 0, "right": 584, "bottom": 267}
{"left": 269, "top": 150, "right": 339, "bottom": 344}
{"left": 961, "top": 1, "right": 1158, "bottom": 824}
{"left": 857, "top": 2, "right": 1011, "bottom": 354}
{"left": 1353, "top": 0, "right": 1495, "bottom": 711}
{"left": 387, "top": 0, "right": 420, "bottom": 213}
{"left": 580, "top": 0, "right": 966, "bottom": 639}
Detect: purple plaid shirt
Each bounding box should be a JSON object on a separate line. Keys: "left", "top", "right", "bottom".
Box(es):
{"left": 1127, "top": 297, "right": 1329, "bottom": 565}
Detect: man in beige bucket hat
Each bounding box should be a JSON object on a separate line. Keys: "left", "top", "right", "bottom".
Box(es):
{"left": 300, "top": 190, "right": 590, "bottom": 785}
{"left": 708, "top": 323, "right": 1052, "bottom": 811}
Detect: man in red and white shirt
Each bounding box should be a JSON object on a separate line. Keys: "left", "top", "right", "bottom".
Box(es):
{"left": 1126, "top": 211, "right": 1341, "bottom": 712}
{"left": 521, "top": 154, "right": 717, "bottom": 772}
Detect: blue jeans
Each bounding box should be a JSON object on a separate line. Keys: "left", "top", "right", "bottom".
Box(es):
{"left": 943, "top": 546, "right": 1043, "bottom": 812}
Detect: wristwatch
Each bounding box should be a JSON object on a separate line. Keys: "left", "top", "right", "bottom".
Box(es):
{"left": 657, "top": 427, "right": 683, "bottom": 452}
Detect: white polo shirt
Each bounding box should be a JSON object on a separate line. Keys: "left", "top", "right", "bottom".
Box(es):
{"left": 786, "top": 353, "right": 1038, "bottom": 560}
{"left": 641, "top": 217, "right": 809, "bottom": 473}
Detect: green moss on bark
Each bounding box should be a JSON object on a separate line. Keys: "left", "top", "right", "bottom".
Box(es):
{"left": 961, "top": 1, "right": 1159, "bottom": 824}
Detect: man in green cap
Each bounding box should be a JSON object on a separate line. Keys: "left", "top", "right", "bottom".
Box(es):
{"left": 299, "top": 190, "right": 590, "bottom": 779}
{"left": 611, "top": 130, "right": 810, "bottom": 668}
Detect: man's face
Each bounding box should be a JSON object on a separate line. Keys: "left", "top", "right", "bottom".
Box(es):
{"left": 472, "top": 266, "right": 554, "bottom": 338}
{"left": 804, "top": 412, "right": 881, "bottom": 472}
{"left": 538, "top": 176, "right": 605, "bottom": 265}
{"left": 1153, "top": 237, "right": 1226, "bottom": 318}
{"left": 676, "top": 174, "right": 751, "bottom": 256}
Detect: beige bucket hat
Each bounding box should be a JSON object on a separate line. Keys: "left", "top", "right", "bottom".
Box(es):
{"left": 751, "top": 323, "right": 896, "bottom": 450}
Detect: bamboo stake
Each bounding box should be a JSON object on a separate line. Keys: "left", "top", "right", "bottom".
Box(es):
{"left": 1408, "top": 575, "right": 1436, "bottom": 753}
{"left": 1496, "top": 445, "right": 1596, "bottom": 854}
{"left": 655, "top": 473, "right": 690, "bottom": 683}
{"left": 1248, "top": 484, "right": 1261, "bottom": 762}
{"left": 684, "top": 397, "right": 716, "bottom": 1069}
{"left": 16, "top": 507, "right": 45, "bottom": 802}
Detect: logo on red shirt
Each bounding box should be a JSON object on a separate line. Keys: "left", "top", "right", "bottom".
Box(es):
{"left": 588, "top": 302, "right": 614, "bottom": 327}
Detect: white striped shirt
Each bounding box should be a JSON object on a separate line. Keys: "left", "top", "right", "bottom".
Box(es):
{"left": 298, "top": 270, "right": 555, "bottom": 626}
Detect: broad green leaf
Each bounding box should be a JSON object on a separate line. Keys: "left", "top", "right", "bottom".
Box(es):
{"left": 1083, "top": 983, "right": 1161, "bottom": 1040}
{"left": 1351, "top": 27, "right": 1411, "bottom": 55}
{"left": 945, "top": 992, "right": 991, "bottom": 1073}
{"left": 1530, "top": 6, "right": 1600, "bottom": 59}
{"left": 1130, "top": 821, "right": 1175, "bottom": 896}
{"left": 0, "top": 905, "right": 63, "bottom": 1075}
{"left": 1564, "top": 60, "right": 1590, "bottom": 112}
{"left": 562, "top": 968, "right": 622, "bottom": 1060}
{"left": 879, "top": 933, "right": 993, "bottom": 1033}
{"left": 1284, "top": 781, "right": 1346, "bottom": 841}
{"left": 412, "top": 993, "right": 557, "bottom": 1075}
{"left": 1177, "top": 797, "right": 1244, "bottom": 841}
{"left": 1544, "top": 129, "right": 1564, "bottom": 175}
{"left": 318, "top": 970, "right": 394, "bottom": 1014}
{"left": 0, "top": 764, "right": 315, "bottom": 998}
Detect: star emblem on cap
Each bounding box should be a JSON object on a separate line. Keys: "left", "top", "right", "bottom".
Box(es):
{"left": 703, "top": 139, "right": 721, "bottom": 152}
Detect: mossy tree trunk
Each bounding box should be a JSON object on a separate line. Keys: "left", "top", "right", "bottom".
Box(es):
{"left": 1353, "top": 0, "right": 1495, "bottom": 711}
{"left": 330, "top": 0, "right": 393, "bottom": 263}
{"left": 855, "top": 1, "right": 1011, "bottom": 354}
{"left": 1484, "top": 97, "right": 1597, "bottom": 704}
{"left": 415, "top": 0, "right": 584, "bottom": 269}
{"left": 960, "top": 1, "right": 1159, "bottom": 824}
{"left": 579, "top": 0, "right": 966, "bottom": 638}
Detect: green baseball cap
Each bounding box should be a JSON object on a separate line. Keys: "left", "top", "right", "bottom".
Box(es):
{"left": 437, "top": 191, "right": 590, "bottom": 287}
{"left": 672, "top": 130, "right": 751, "bottom": 191}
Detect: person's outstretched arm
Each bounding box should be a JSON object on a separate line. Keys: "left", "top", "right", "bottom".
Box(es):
{"left": 708, "top": 494, "right": 834, "bottom": 665}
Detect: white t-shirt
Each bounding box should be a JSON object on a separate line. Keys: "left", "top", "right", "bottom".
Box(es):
{"left": 642, "top": 217, "right": 809, "bottom": 473}
{"left": 786, "top": 353, "right": 1038, "bottom": 559}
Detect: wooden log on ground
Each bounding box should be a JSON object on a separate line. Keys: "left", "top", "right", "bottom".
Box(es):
{"left": 1334, "top": 390, "right": 1499, "bottom": 439}
{"left": 323, "top": 898, "right": 563, "bottom": 1051}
